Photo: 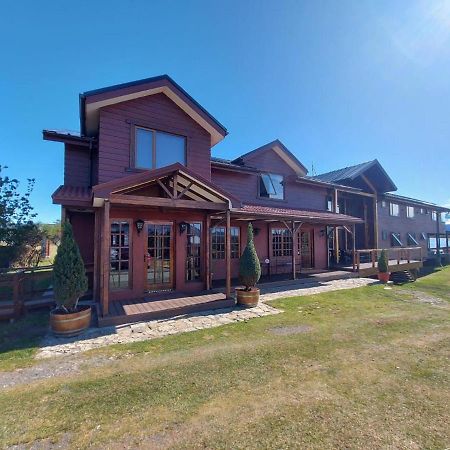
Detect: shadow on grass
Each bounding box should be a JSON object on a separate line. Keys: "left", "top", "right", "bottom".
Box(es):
{"left": 0, "top": 310, "right": 49, "bottom": 371}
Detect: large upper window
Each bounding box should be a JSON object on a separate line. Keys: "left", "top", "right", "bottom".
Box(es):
{"left": 135, "top": 127, "right": 186, "bottom": 169}
{"left": 432, "top": 211, "right": 437, "bottom": 221}
{"left": 259, "top": 173, "right": 284, "bottom": 200}
{"left": 406, "top": 206, "right": 414, "bottom": 218}
{"left": 389, "top": 203, "right": 400, "bottom": 217}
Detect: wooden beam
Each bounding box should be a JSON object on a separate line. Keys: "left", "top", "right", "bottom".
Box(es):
{"left": 361, "top": 174, "right": 377, "bottom": 194}
{"left": 157, "top": 178, "right": 174, "bottom": 199}
{"left": 352, "top": 223, "right": 357, "bottom": 272}
{"left": 110, "top": 194, "right": 228, "bottom": 211}
{"left": 173, "top": 173, "right": 178, "bottom": 198}
{"left": 363, "top": 201, "right": 369, "bottom": 248}
{"left": 205, "top": 214, "right": 211, "bottom": 290}
{"left": 333, "top": 189, "right": 339, "bottom": 264}
{"left": 176, "top": 181, "right": 194, "bottom": 200}
{"left": 373, "top": 195, "right": 379, "bottom": 249}
{"left": 225, "top": 210, "right": 231, "bottom": 299}
{"left": 100, "top": 200, "right": 110, "bottom": 316}
{"left": 292, "top": 221, "right": 297, "bottom": 280}
{"left": 93, "top": 209, "right": 100, "bottom": 302}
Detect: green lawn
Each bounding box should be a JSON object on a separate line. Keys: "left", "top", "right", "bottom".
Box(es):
{"left": 0, "top": 267, "right": 449, "bottom": 449}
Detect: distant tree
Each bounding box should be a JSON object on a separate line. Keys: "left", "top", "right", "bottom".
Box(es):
{"left": 0, "top": 165, "right": 42, "bottom": 268}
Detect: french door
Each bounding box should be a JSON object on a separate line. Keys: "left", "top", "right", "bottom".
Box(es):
{"left": 145, "top": 222, "right": 173, "bottom": 291}
{"left": 299, "top": 231, "right": 314, "bottom": 269}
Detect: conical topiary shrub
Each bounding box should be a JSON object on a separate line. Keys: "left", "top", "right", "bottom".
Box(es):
{"left": 53, "top": 222, "right": 88, "bottom": 312}
{"left": 238, "top": 223, "right": 261, "bottom": 291}
{"left": 378, "top": 249, "right": 389, "bottom": 273}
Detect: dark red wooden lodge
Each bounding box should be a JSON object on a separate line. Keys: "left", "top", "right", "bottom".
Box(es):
{"left": 44, "top": 75, "right": 450, "bottom": 325}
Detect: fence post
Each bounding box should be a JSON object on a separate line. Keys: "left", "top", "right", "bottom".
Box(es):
{"left": 13, "top": 272, "right": 24, "bottom": 318}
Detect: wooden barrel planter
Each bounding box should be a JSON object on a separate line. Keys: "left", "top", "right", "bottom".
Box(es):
{"left": 377, "top": 272, "right": 390, "bottom": 283}
{"left": 50, "top": 305, "right": 92, "bottom": 337}
{"left": 236, "top": 288, "right": 260, "bottom": 307}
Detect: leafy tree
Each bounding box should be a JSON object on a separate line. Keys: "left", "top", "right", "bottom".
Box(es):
{"left": 378, "top": 249, "right": 389, "bottom": 273}
{"left": 0, "top": 165, "right": 41, "bottom": 268}
{"left": 238, "top": 223, "right": 261, "bottom": 290}
{"left": 53, "top": 222, "right": 88, "bottom": 312}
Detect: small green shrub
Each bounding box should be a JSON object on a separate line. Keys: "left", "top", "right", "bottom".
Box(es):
{"left": 53, "top": 222, "right": 87, "bottom": 312}
{"left": 378, "top": 249, "right": 389, "bottom": 273}
{"left": 238, "top": 223, "right": 261, "bottom": 290}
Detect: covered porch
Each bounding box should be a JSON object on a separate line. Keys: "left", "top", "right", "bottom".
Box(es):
{"left": 89, "top": 165, "right": 365, "bottom": 324}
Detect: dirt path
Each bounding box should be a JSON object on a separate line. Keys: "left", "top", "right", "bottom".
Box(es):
{"left": 0, "top": 354, "right": 114, "bottom": 389}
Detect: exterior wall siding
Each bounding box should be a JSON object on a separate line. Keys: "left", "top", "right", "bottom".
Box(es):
{"left": 64, "top": 144, "right": 91, "bottom": 187}
{"left": 377, "top": 200, "right": 446, "bottom": 256}
{"left": 211, "top": 168, "right": 328, "bottom": 210}
{"left": 97, "top": 93, "right": 212, "bottom": 184}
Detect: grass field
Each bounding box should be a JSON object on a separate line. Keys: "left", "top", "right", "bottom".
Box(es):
{"left": 0, "top": 267, "right": 449, "bottom": 449}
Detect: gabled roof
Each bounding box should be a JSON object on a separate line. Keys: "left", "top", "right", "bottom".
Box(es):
{"left": 92, "top": 163, "right": 240, "bottom": 208}
{"left": 311, "top": 159, "right": 397, "bottom": 193}
{"left": 80, "top": 75, "right": 227, "bottom": 146}
{"left": 232, "top": 139, "right": 308, "bottom": 176}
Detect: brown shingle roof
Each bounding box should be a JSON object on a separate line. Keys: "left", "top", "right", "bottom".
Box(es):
{"left": 232, "top": 204, "right": 363, "bottom": 225}
{"left": 52, "top": 185, "right": 92, "bottom": 206}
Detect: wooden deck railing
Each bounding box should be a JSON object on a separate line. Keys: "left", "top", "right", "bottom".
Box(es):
{"left": 0, "top": 270, "right": 26, "bottom": 320}
{"left": 0, "top": 262, "right": 93, "bottom": 321}
{"left": 353, "top": 247, "right": 423, "bottom": 272}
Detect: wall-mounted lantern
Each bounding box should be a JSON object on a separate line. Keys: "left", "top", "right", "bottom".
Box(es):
{"left": 179, "top": 221, "right": 188, "bottom": 235}
{"left": 135, "top": 219, "right": 145, "bottom": 234}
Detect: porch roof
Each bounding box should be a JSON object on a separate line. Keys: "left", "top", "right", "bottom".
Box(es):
{"left": 52, "top": 185, "right": 92, "bottom": 206}
{"left": 231, "top": 204, "right": 364, "bottom": 225}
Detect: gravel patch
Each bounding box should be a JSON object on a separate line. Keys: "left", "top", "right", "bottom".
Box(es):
{"left": 0, "top": 355, "right": 113, "bottom": 389}
{"left": 397, "top": 290, "right": 447, "bottom": 306}
{"left": 260, "top": 277, "right": 377, "bottom": 302}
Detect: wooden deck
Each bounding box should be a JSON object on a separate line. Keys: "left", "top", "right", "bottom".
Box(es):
{"left": 340, "top": 259, "right": 423, "bottom": 277}
{"left": 98, "top": 291, "right": 235, "bottom": 327}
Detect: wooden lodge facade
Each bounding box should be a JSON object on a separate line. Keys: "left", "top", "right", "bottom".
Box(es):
{"left": 44, "top": 75, "right": 449, "bottom": 323}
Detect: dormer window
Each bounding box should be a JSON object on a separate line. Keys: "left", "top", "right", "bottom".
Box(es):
{"left": 259, "top": 173, "right": 284, "bottom": 200}
{"left": 135, "top": 126, "right": 186, "bottom": 169}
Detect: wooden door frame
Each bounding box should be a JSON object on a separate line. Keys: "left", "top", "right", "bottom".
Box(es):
{"left": 144, "top": 221, "right": 175, "bottom": 292}
{"left": 299, "top": 230, "right": 315, "bottom": 269}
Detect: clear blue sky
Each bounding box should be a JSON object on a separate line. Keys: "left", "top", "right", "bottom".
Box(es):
{"left": 1, "top": 0, "right": 450, "bottom": 223}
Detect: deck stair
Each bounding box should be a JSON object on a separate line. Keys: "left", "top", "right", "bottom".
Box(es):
{"left": 390, "top": 270, "right": 416, "bottom": 284}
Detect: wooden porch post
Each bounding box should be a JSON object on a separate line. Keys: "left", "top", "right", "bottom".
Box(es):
{"left": 100, "top": 200, "right": 110, "bottom": 316}
{"left": 205, "top": 214, "right": 211, "bottom": 290}
{"left": 93, "top": 209, "right": 100, "bottom": 302}
{"left": 291, "top": 221, "right": 296, "bottom": 280}
{"left": 436, "top": 210, "right": 442, "bottom": 266}
{"left": 373, "top": 195, "right": 379, "bottom": 249}
{"left": 352, "top": 223, "right": 357, "bottom": 272}
{"left": 225, "top": 210, "right": 231, "bottom": 299}
{"left": 333, "top": 189, "right": 340, "bottom": 264}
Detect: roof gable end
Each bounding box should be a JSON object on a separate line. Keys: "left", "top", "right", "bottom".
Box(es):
{"left": 233, "top": 139, "right": 308, "bottom": 176}
{"left": 80, "top": 75, "right": 227, "bottom": 146}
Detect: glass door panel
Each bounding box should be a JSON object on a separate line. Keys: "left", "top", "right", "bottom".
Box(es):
{"left": 146, "top": 223, "right": 173, "bottom": 291}
{"left": 299, "top": 231, "right": 314, "bottom": 269}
